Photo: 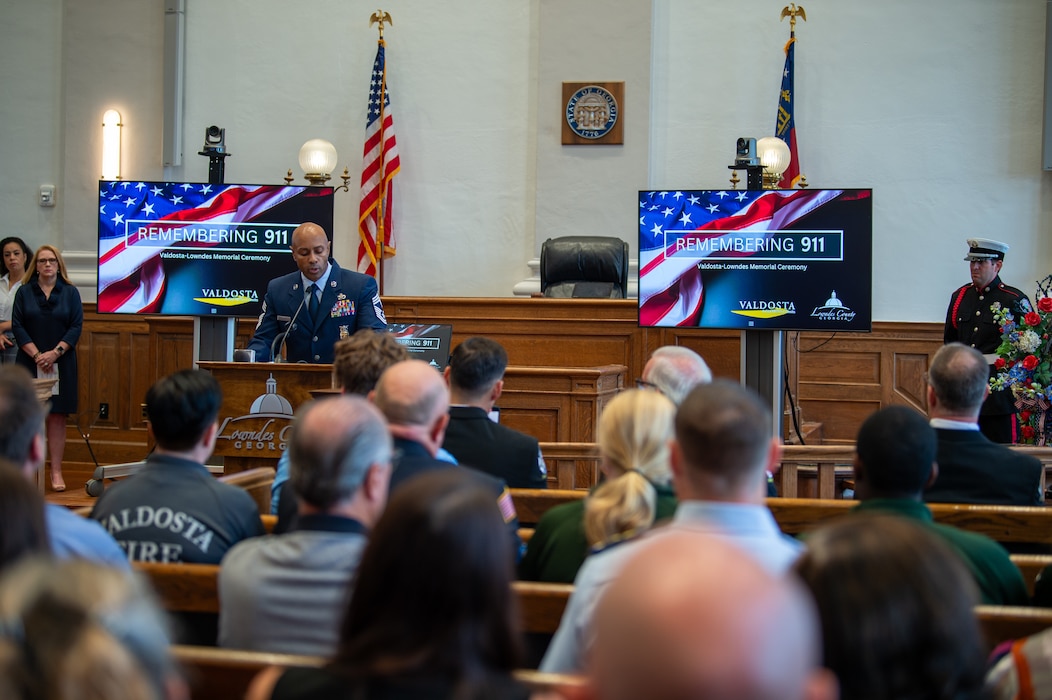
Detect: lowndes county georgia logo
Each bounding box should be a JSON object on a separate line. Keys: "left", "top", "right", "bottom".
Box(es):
{"left": 811, "top": 290, "right": 857, "bottom": 322}
{"left": 566, "top": 85, "right": 619, "bottom": 140}
{"left": 194, "top": 288, "right": 260, "bottom": 307}
{"left": 732, "top": 300, "right": 797, "bottom": 319}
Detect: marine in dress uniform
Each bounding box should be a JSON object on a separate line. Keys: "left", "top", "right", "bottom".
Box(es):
{"left": 944, "top": 238, "right": 1032, "bottom": 444}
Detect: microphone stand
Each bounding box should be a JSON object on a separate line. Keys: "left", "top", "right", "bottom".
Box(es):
{"left": 271, "top": 292, "right": 308, "bottom": 363}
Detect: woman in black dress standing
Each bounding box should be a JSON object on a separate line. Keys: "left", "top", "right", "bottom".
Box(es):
{"left": 12, "top": 245, "right": 83, "bottom": 492}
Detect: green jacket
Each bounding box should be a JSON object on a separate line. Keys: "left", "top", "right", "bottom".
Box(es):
{"left": 852, "top": 498, "right": 1029, "bottom": 606}
{"left": 518, "top": 483, "right": 676, "bottom": 584}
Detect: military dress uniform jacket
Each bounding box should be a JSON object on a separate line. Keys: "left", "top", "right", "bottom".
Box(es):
{"left": 247, "top": 260, "right": 387, "bottom": 363}
{"left": 944, "top": 275, "right": 1031, "bottom": 416}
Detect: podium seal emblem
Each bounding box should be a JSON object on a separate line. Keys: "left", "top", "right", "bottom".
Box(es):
{"left": 565, "top": 85, "right": 618, "bottom": 140}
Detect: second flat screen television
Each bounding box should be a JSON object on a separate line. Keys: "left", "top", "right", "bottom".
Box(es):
{"left": 638, "top": 188, "right": 872, "bottom": 331}
{"left": 97, "top": 181, "right": 335, "bottom": 317}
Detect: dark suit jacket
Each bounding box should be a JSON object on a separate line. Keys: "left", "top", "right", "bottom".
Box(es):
{"left": 925, "top": 428, "right": 1044, "bottom": 506}
{"left": 247, "top": 260, "right": 386, "bottom": 363}
{"left": 390, "top": 437, "right": 523, "bottom": 560}
{"left": 441, "top": 406, "right": 547, "bottom": 489}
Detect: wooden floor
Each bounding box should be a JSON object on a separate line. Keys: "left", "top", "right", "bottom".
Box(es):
{"left": 43, "top": 461, "right": 108, "bottom": 509}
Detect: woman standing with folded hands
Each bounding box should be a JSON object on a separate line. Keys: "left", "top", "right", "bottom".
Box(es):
{"left": 0, "top": 237, "right": 30, "bottom": 364}
{"left": 12, "top": 244, "right": 82, "bottom": 493}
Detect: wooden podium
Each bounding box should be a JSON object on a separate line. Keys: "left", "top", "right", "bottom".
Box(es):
{"left": 200, "top": 361, "right": 625, "bottom": 476}
{"left": 198, "top": 362, "right": 334, "bottom": 473}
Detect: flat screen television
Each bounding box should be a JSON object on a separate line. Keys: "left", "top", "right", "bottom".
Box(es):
{"left": 638, "top": 188, "right": 872, "bottom": 331}
{"left": 97, "top": 181, "right": 335, "bottom": 316}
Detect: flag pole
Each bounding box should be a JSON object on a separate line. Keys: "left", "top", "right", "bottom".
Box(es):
{"left": 370, "top": 10, "right": 392, "bottom": 294}
{"left": 776, "top": 4, "right": 806, "bottom": 189}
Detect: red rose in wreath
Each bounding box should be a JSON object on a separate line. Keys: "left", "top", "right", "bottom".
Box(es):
{"left": 1023, "top": 355, "right": 1040, "bottom": 371}
{"left": 1022, "top": 425, "right": 1036, "bottom": 440}
{"left": 1021, "top": 410, "right": 1033, "bottom": 422}
{"left": 1026, "top": 311, "right": 1043, "bottom": 327}
{"left": 995, "top": 357, "right": 1006, "bottom": 370}
{"left": 1039, "top": 297, "right": 1052, "bottom": 313}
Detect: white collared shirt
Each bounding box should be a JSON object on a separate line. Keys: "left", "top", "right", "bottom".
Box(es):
{"left": 929, "top": 417, "right": 980, "bottom": 431}
{"left": 300, "top": 264, "right": 332, "bottom": 305}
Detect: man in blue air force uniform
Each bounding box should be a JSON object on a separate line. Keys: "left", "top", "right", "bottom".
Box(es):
{"left": 944, "top": 238, "right": 1031, "bottom": 444}
{"left": 248, "top": 222, "right": 387, "bottom": 363}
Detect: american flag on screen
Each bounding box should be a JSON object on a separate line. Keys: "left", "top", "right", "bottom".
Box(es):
{"left": 357, "top": 38, "right": 401, "bottom": 278}
{"left": 97, "top": 182, "right": 299, "bottom": 313}
{"left": 638, "top": 189, "right": 840, "bottom": 327}
{"left": 775, "top": 35, "right": 801, "bottom": 188}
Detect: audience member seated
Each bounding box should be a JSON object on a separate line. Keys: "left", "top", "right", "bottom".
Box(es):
{"left": 794, "top": 513, "right": 988, "bottom": 700}
{"left": 541, "top": 380, "right": 801, "bottom": 673}
{"left": 638, "top": 345, "right": 712, "bottom": 405}
{"left": 90, "top": 369, "right": 265, "bottom": 564}
{"left": 0, "top": 461, "right": 49, "bottom": 575}
{"left": 245, "top": 469, "right": 529, "bottom": 700}
{"left": 585, "top": 532, "right": 836, "bottom": 700}
{"left": 0, "top": 558, "right": 187, "bottom": 700}
{"left": 219, "top": 396, "right": 392, "bottom": 655}
{"left": 850, "top": 405, "right": 1028, "bottom": 605}
{"left": 924, "top": 342, "right": 1043, "bottom": 506}
{"left": 519, "top": 389, "right": 677, "bottom": 583}
{"left": 373, "top": 359, "right": 521, "bottom": 562}
{"left": 271, "top": 331, "right": 409, "bottom": 517}
{"left": 441, "top": 337, "right": 547, "bottom": 489}
{"left": 0, "top": 365, "right": 127, "bottom": 569}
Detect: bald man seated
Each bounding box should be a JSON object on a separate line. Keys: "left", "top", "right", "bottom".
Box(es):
{"left": 585, "top": 532, "right": 837, "bottom": 700}
{"left": 373, "top": 359, "right": 523, "bottom": 561}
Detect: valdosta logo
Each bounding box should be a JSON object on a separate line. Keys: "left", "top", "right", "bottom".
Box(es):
{"left": 732, "top": 300, "right": 796, "bottom": 319}
{"left": 193, "top": 288, "right": 259, "bottom": 307}
{"left": 810, "top": 290, "right": 857, "bottom": 322}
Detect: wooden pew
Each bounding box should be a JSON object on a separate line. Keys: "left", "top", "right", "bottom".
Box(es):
{"left": 512, "top": 488, "right": 587, "bottom": 526}
{"left": 216, "top": 466, "right": 275, "bottom": 515}
{"left": 776, "top": 444, "right": 1052, "bottom": 500}
{"left": 172, "top": 645, "right": 585, "bottom": 700}
{"left": 977, "top": 605, "right": 1052, "bottom": 649}
{"left": 767, "top": 498, "right": 1052, "bottom": 546}
{"left": 777, "top": 445, "right": 854, "bottom": 500}
{"left": 135, "top": 563, "right": 572, "bottom": 635}
{"left": 512, "top": 490, "right": 1052, "bottom": 549}
{"left": 1011, "top": 554, "right": 1052, "bottom": 597}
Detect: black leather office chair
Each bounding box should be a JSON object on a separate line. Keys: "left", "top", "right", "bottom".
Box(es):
{"left": 539, "top": 236, "right": 629, "bottom": 299}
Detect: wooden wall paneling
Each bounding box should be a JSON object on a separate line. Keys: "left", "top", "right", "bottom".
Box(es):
{"left": 797, "top": 323, "right": 942, "bottom": 442}
{"left": 385, "top": 297, "right": 645, "bottom": 373}
{"left": 890, "top": 350, "right": 934, "bottom": 413}
{"left": 71, "top": 301, "right": 948, "bottom": 469}
{"left": 653, "top": 328, "right": 743, "bottom": 380}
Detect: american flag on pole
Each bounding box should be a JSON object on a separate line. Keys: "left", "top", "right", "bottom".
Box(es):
{"left": 638, "top": 189, "right": 840, "bottom": 327}
{"left": 97, "top": 182, "right": 300, "bottom": 313}
{"left": 775, "top": 34, "right": 801, "bottom": 188}
{"left": 357, "top": 38, "right": 401, "bottom": 278}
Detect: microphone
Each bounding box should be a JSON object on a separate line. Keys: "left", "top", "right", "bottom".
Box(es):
{"left": 271, "top": 291, "right": 308, "bottom": 363}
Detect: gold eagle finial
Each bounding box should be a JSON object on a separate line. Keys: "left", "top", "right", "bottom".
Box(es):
{"left": 369, "top": 10, "right": 393, "bottom": 39}
{"left": 780, "top": 4, "right": 806, "bottom": 33}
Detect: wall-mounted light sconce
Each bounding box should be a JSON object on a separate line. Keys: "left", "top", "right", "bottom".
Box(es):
{"left": 756, "top": 137, "right": 792, "bottom": 189}
{"left": 285, "top": 138, "right": 350, "bottom": 191}
{"left": 101, "top": 109, "right": 123, "bottom": 180}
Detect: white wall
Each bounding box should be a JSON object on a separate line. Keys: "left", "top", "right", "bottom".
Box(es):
{"left": 1, "top": 0, "right": 1050, "bottom": 319}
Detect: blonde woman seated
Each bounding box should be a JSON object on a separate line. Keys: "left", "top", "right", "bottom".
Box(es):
{"left": 519, "top": 389, "right": 676, "bottom": 583}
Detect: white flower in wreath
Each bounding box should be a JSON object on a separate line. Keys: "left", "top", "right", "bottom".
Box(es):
{"left": 1019, "top": 329, "right": 1042, "bottom": 354}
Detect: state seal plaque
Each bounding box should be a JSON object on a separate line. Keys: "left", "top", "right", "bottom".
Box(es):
{"left": 561, "top": 81, "right": 624, "bottom": 145}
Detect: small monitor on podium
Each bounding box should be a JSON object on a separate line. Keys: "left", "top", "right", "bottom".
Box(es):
{"left": 387, "top": 324, "right": 453, "bottom": 370}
